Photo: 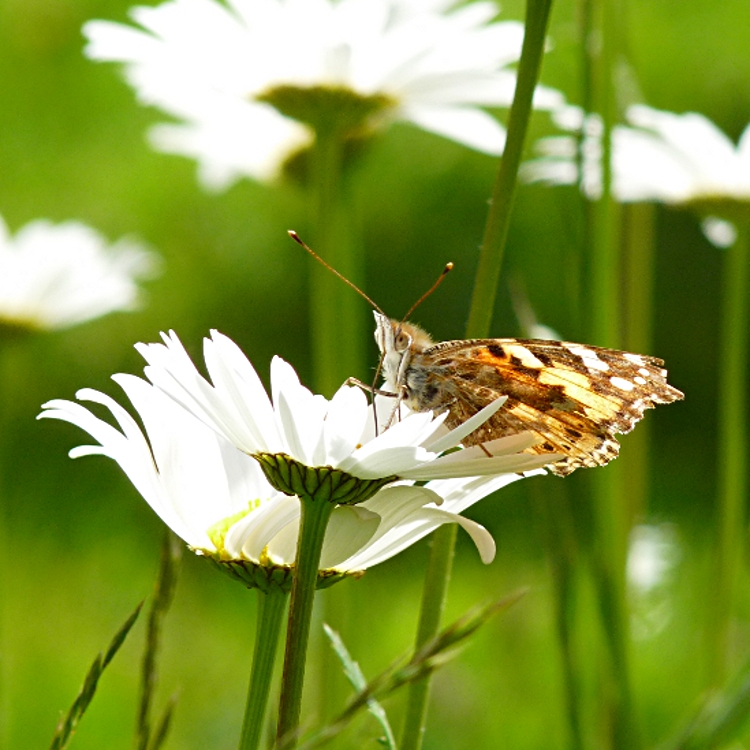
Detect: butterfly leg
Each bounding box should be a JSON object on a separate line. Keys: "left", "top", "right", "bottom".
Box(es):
{"left": 344, "top": 377, "right": 399, "bottom": 398}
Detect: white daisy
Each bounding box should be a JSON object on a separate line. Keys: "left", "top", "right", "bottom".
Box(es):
{"left": 0, "top": 215, "right": 158, "bottom": 331}
{"left": 83, "top": 0, "right": 564, "bottom": 189}
{"left": 135, "top": 329, "right": 554, "bottom": 483}
{"left": 523, "top": 104, "right": 750, "bottom": 204}
{"left": 39, "top": 373, "right": 540, "bottom": 581}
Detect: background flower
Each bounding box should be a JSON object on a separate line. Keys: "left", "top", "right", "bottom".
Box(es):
{"left": 83, "top": 0, "right": 563, "bottom": 189}
{"left": 523, "top": 104, "right": 750, "bottom": 205}
{"left": 0, "top": 215, "right": 158, "bottom": 331}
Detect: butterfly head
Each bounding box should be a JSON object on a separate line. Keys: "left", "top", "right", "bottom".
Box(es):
{"left": 374, "top": 311, "right": 434, "bottom": 392}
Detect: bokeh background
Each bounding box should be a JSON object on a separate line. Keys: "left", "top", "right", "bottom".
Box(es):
{"left": 1, "top": 0, "right": 749, "bottom": 747}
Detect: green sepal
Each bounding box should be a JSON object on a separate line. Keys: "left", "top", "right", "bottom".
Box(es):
{"left": 0, "top": 320, "right": 35, "bottom": 341}
{"left": 200, "top": 552, "right": 361, "bottom": 593}
{"left": 256, "top": 84, "right": 394, "bottom": 137}
{"left": 253, "top": 452, "right": 396, "bottom": 506}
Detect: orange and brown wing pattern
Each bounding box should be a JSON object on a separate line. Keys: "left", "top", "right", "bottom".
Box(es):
{"left": 413, "top": 338, "right": 683, "bottom": 476}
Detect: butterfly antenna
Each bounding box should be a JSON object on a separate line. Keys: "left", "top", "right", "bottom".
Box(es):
{"left": 400, "top": 262, "right": 454, "bottom": 323}
{"left": 288, "top": 230, "right": 385, "bottom": 314}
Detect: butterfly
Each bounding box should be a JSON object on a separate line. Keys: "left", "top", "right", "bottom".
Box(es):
{"left": 374, "top": 311, "right": 684, "bottom": 476}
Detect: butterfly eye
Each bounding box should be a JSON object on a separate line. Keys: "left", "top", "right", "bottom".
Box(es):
{"left": 395, "top": 332, "right": 410, "bottom": 351}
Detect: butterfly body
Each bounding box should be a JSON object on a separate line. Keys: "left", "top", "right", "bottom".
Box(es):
{"left": 374, "top": 311, "right": 684, "bottom": 476}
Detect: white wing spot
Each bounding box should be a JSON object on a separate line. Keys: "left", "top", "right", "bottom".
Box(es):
{"left": 567, "top": 344, "right": 610, "bottom": 371}
{"left": 610, "top": 376, "right": 635, "bottom": 392}
{"left": 638, "top": 368, "right": 650, "bottom": 377}
{"left": 510, "top": 345, "right": 545, "bottom": 369}
{"left": 625, "top": 353, "right": 645, "bottom": 365}
{"left": 634, "top": 376, "right": 647, "bottom": 385}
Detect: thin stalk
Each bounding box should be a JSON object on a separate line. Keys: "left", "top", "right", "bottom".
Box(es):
{"left": 276, "top": 496, "right": 335, "bottom": 746}
{"left": 309, "top": 130, "right": 365, "bottom": 396}
{"left": 532, "top": 481, "right": 586, "bottom": 750}
{"left": 0, "top": 346, "right": 8, "bottom": 749}
{"left": 136, "top": 530, "right": 182, "bottom": 750}
{"left": 707, "top": 223, "right": 749, "bottom": 687}
{"left": 401, "top": 1, "right": 555, "bottom": 748}
{"left": 621, "top": 204, "right": 655, "bottom": 524}
{"left": 239, "top": 585, "right": 288, "bottom": 750}
{"left": 465, "top": 0, "right": 555, "bottom": 338}
{"left": 400, "top": 524, "right": 457, "bottom": 750}
{"left": 586, "top": 0, "right": 639, "bottom": 743}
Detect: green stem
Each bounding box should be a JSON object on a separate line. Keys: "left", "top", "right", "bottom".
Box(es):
{"left": 621, "top": 204, "right": 656, "bottom": 524}
{"left": 239, "top": 585, "right": 288, "bottom": 750}
{"left": 708, "top": 223, "right": 749, "bottom": 687}
{"left": 465, "top": 0, "right": 555, "bottom": 338}
{"left": 400, "top": 524, "right": 457, "bottom": 750}
{"left": 583, "top": 0, "right": 640, "bottom": 745}
{"left": 402, "top": 2, "right": 554, "bottom": 747}
{"left": 532, "top": 481, "right": 586, "bottom": 750}
{"left": 309, "top": 129, "right": 365, "bottom": 396}
{"left": 276, "top": 496, "right": 335, "bottom": 746}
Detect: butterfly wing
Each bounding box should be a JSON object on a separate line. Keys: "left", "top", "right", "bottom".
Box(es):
{"left": 415, "top": 338, "right": 683, "bottom": 476}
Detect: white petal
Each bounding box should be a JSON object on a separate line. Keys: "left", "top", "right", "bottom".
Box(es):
{"left": 339, "top": 484, "right": 495, "bottom": 569}
{"left": 204, "top": 332, "right": 282, "bottom": 450}
{"left": 324, "top": 385, "right": 369, "bottom": 464}
{"left": 270, "top": 356, "right": 328, "bottom": 464}
{"left": 225, "top": 494, "right": 300, "bottom": 561}
{"left": 424, "top": 396, "right": 507, "bottom": 453}
{"left": 401, "top": 449, "right": 555, "bottom": 480}
{"left": 402, "top": 104, "right": 507, "bottom": 154}
{"left": 319, "top": 505, "right": 381, "bottom": 568}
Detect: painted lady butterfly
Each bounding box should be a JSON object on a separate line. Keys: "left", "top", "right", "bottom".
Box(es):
{"left": 375, "top": 312, "right": 683, "bottom": 476}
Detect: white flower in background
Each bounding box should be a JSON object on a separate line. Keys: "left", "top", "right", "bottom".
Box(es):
{"left": 524, "top": 104, "right": 750, "bottom": 204}
{"left": 0, "top": 215, "right": 158, "bottom": 331}
{"left": 626, "top": 523, "right": 680, "bottom": 640}
{"left": 700, "top": 216, "right": 738, "bottom": 248}
{"left": 39, "top": 373, "right": 540, "bottom": 580}
{"left": 135, "top": 329, "right": 554, "bottom": 482}
{"left": 523, "top": 104, "right": 750, "bottom": 247}
{"left": 83, "top": 0, "right": 564, "bottom": 189}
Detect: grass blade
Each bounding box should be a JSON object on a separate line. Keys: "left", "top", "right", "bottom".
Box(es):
{"left": 49, "top": 602, "right": 143, "bottom": 750}
{"left": 323, "top": 623, "right": 396, "bottom": 750}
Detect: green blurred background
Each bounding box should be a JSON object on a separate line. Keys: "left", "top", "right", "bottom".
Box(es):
{"left": 1, "top": 0, "right": 748, "bottom": 747}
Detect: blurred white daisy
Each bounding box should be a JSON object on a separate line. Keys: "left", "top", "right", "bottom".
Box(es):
{"left": 39, "top": 372, "right": 540, "bottom": 583}
{"left": 522, "top": 104, "right": 750, "bottom": 246}
{"left": 626, "top": 523, "right": 679, "bottom": 639}
{"left": 0, "top": 215, "right": 158, "bottom": 332}
{"left": 83, "top": 0, "right": 564, "bottom": 190}
{"left": 135, "top": 329, "right": 554, "bottom": 484}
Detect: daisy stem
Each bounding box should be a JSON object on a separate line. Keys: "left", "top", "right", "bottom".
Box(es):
{"left": 310, "top": 128, "right": 365, "bottom": 397}
{"left": 239, "top": 584, "right": 288, "bottom": 750}
{"left": 621, "top": 204, "right": 656, "bottom": 523}
{"left": 585, "top": 0, "right": 638, "bottom": 744}
{"left": 465, "top": 0, "right": 554, "bottom": 338}
{"left": 708, "top": 222, "right": 749, "bottom": 687}
{"left": 276, "top": 495, "right": 335, "bottom": 746}
{"left": 402, "top": 1, "right": 554, "bottom": 747}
